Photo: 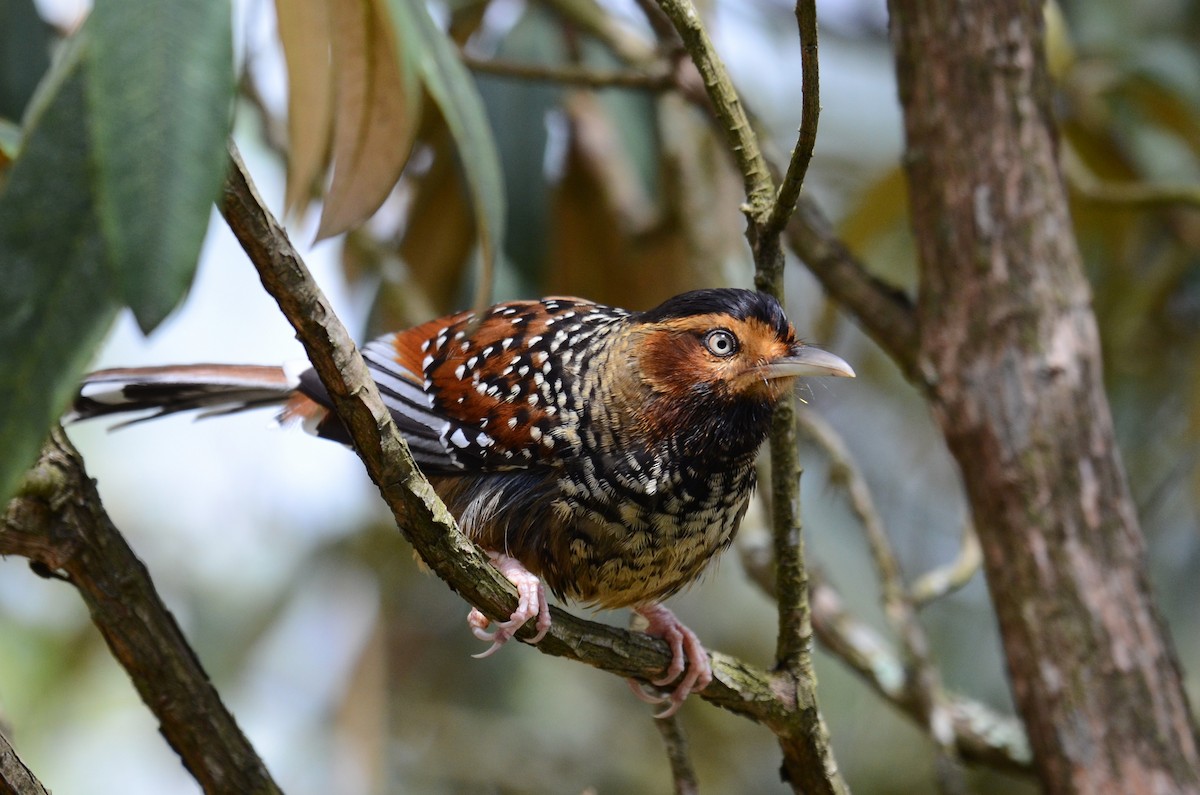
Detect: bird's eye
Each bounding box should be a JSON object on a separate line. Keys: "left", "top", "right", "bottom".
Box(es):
{"left": 703, "top": 329, "right": 739, "bottom": 357}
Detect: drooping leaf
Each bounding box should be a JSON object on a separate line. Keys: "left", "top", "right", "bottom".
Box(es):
{"left": 316, "top": 0, "right": 420, "bottom": 240}
{"left": 84, "top": 0, "right": 234, "bottom": 333}
{"left": 275, "top": 0, "right": 335, "bottom": 215}
{"left": 0, "top": 41, "right": 121, "bottom": 505}
{"left": 384, "top": 0, "right": 505, "bottom": 311}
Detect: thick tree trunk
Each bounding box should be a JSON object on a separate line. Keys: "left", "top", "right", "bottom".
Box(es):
{"left": 886, "top": 1, "right": 1200, "bottom": 792}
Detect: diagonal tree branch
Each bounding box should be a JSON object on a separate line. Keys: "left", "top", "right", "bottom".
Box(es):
{"left": 0, "top": 729, "right": 52, "bottom": 795}
{"left": 0, "top": 428, "right": 282, "bottom": 795}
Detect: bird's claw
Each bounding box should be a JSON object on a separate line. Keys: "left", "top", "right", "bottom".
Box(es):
{"left": 466, "top": 552, "right": 551, "bottom": 658}
{"left": 632, "top": 603, "right": 713, "bottom": 719}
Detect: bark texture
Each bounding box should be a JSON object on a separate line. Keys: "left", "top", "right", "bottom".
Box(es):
{"left": 887, "top": 1, "right": 1200, "bottom": 792}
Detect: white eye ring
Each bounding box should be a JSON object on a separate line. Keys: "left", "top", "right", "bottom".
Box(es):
{"left": 703, "top": 329, "right": 738, "bottom": 357}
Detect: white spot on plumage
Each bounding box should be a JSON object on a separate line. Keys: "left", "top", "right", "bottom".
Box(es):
{"left": 528, "top": 394, "right": 539, "bottom": 405}
{"left": 530, "top": 426, "right": 542, "bottom": 441}
{"left": 467, "top": 356, "right": 478, "bottom": 369}
{"left": 518, "top": 365, "right": 529, "bottom": 376}
{"left": 461, "top": 341, "right": 470, "bottom": 352}
{"left": 528, "top": 335, "right": 543, "bottom": 346}
{"left": 501, "top": 337, "right": 514, "bottom": 350}
{"left": 507, "top": 417, "right": 518, "bottom": 429}
{"left": 482, "top": 346, "right": 494, "bottom": 358}
{"left": 421, "top": 354, "right": 434, "bottom": 370}
{"left": 450, "top": 428, "right": 470, "bottom": 447}
{"left": 476, "top": 383, "right": 489, "bottom": 395}
{"left": 454, "top": 364, "right": 466, "bottom": 380}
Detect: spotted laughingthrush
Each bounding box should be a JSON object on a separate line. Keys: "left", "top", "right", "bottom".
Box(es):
{"left": 72, "top": 288, "right": 854, "bottom": 716}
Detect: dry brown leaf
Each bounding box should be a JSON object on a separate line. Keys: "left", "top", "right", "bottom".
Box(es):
{"left": 275, "top": 0, "right": 334, "bottom": 215}
{"left": 317, "top": 0, "right": 419, "bottom": 240}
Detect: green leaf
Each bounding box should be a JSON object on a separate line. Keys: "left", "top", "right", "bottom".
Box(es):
{"left": 0, "top": 0, "right": 53, "bottom": 121}
{"left": 384, "top": 0, "right": 505, "bottom": 310}
{"left": 84, "top": 0, "right": 234, "bottom": 333}
{"left": 0, "top": 40, "right": 121, "bottom": 505}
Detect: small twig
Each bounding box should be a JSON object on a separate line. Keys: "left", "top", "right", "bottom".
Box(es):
{"left": 795, "top": 408, "right": 966, "bottom": 793}
{"left": 1, "top": 429, "right": 283, "bottom": 794}
{"left": 765, "top": 0, "right": 820, "bottom": 238}
{"left": 0, "top": 730, "right": 51, "bottom": 795}
{"left": 910, "top": 522, "right": 982, "bottom": 608}
{"left": 653, "top": 713, "right": 700, "bottom": 795}
{"left": 463, "top": 55, "right": 674, "bottom": 92}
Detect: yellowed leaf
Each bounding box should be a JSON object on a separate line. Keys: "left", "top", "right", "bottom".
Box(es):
{"left": 275, "top": 0, "right": 334, "bottom": 215}
{"left": 317, "top": 0, "right": 419, "bottom": 240}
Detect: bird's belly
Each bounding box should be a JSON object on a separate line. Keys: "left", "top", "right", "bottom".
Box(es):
{"left": 548, "top": 483, "right": 752, "bottom": 609}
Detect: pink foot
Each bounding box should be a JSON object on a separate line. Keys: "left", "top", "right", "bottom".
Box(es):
{"left": 467, "top": 551, "right": 551, "bottom": 658}
{"left": 628, "top": 603, "right": 713, "bottom": 718}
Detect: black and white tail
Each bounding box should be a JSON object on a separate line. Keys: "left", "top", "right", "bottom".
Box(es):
{"left": 70, "top": 364, "right": 301, "bottom": 428}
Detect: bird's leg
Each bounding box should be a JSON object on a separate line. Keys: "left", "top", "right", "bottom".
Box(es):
{"left": 627, "top": 603, "right": 713, "bottom": 718}
{"left": 467, "top": 551, "right": 552, "bottom": 658}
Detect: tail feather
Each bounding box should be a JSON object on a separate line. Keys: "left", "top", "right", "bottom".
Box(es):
{"left": 70, "top": 364, "right": 297, "bottom": 427}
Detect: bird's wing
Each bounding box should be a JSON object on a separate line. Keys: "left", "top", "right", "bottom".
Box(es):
{"left": 301, "top": 298, "right": 626, "bottom": 474}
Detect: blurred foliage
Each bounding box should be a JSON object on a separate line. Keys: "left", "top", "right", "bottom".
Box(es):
{"left": 0, "top": 0, "right": 233, "bottom": 507}
{"left": 2, "top": 0, "right": 1199, "bottom": 794}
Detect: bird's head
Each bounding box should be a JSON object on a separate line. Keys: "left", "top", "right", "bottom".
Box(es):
{"left": 623, "top": 289, "right": 854, "bottom": 452}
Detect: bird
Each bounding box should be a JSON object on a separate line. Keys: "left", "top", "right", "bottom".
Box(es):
{"left": 71, "top": 287, "right": 854, "bottom": 716}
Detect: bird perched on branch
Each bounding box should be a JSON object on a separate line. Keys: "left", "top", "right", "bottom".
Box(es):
{"left": 72, "top": 288, "right": 853, "bottom": 716}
